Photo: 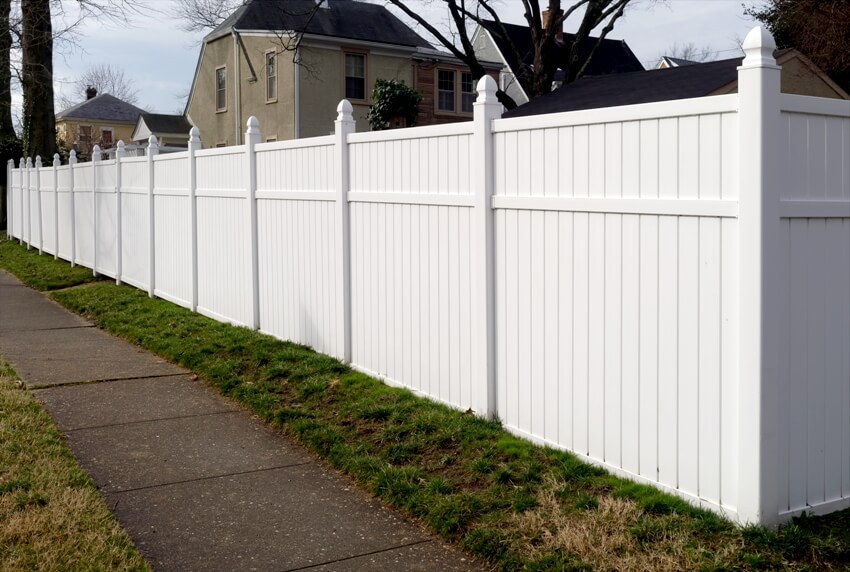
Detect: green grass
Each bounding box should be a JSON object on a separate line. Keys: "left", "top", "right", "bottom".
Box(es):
{"left": 0, "top": 359, "right": 151, "bottom": 571}
{"left": 2, "top": 233, "right": 849, "bottom": 571}
{"left": 0, "top": 237, "right": 103, "bottom": 290}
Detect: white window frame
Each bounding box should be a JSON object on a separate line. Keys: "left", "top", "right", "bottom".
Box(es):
{"left": 343, "top": 51, "right": 367, "bottom": 102}
{"left": 215, "top": 65, "right": 227, "bottom": 112}
{"left": 435, "top": 68, "right": 475, "bottom": 116}
{"left": 265, "top": 50, "right": 277, "bottom": 103}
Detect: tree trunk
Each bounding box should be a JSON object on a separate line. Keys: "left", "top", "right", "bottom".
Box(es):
{"left": 0, "top": 0, "right": 13, "bottom": 138}
{"left": 21, "top": 0, "right": 56, "bottom": 159}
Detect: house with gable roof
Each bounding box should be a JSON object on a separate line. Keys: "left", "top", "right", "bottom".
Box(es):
{"left": 471, "top": 13, "right": 644, "bottom": 108}
{"left": 502, "top": 48, "right": 850, "bottom": 119}
{"left": 186, "top": 0, "right": 499, "bottom": 146}
{"left": 56, "top": 87, "right": 145, "bottom": 159}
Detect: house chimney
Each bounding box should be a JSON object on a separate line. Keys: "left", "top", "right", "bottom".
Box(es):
{"left": 86, "top": 86, "right": 97, "bottom": 100}
{"left": 542, "top": 9, "right": 564, "bottom": 43}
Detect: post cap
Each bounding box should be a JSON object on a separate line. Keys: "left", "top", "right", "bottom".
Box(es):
{"left": 53, "top": 152, "right": 60, "bottom": 163}
{"left": 189, "top": 126, "right": 201, "bottom": 142}
{"left": 475, "top": 75, "right": 499, "bottom": 105}
{"left": 246, "top": 116, "right": 260, "bottom": 134}
{"left": 35, "top": 155, "right": 42, "bottom": 167}
{"left": 336, "top": 99, "right": 354, "bottom": 122}
{"left": 741, "top": 26, "right": 777, "bottom": 68}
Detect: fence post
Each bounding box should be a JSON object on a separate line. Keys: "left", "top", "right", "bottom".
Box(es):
{"left": 92, "top": 145, "right": 102, "bottom": 276}
{"left": 5, "top": 159, "right": 11, "bottom": 238}
{"left": 69, "top": 151, "right": 77, "bottom": 266}
{"left": 245, "top": 116, "right": 261, "bottom": 330}
{"left": 188, "top": 127, "right": 201, "bottom": 312}
{"left": 334, "top": 100, "right": 355, "bottom": 362}
{"left": 736, "top": 26, "right": 783, "bottom": 526}
{"left": 115, "top": 141, "right": 125, "bottom": 285}
{"left": 53, "top": 154, "right": 59, "bottom": 260}
{"left": 35, "top": 156, "right": 43, "bottom": 255}
{"left": 147, "top": 136, "right": 159, "bottom": 298}
{"left": 472, "top": 75, "right": 501, "bottom": 418}
{"left": 25, "top": 157, "right": 31, "bottom": 249}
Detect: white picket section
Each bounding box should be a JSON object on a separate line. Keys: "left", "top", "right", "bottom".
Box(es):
{"left": 195, "top": 148, "right": 250, "bottom": 325}
{"left": 6, "top": 28, "right": 849, "bottom": 526}
{"left": 94, "top": 159, "right": 118, "bottom": 277}
{"left": 491, "top": 103, "right": 741, "bottom": 512}
{"left": 776, "top": 96, "right": 850, "bottom": 518}
{"left": 56, "top": 166, "right": 73, "bottom": 261}
{"left": 256, "top": 140, "right": 342, "bottom": 357}
{"left": 39, "top": 166, "right": 56, "bottom": 256}
{"left": 72, "top": 165, "right": 94, "bottom": 267}
{"left": 120, "top": 158, "right": 150, "bottom": 290}
{"left": 152, "top": 154, "right": 191, "bottom": 308}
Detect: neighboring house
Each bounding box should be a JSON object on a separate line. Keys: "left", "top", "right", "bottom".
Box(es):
{"left": 56, "top": 88, "right": 145, "bottom": 158}
{"left": 132, "top": 113, "right": 192, "bottom": 148}
{"left": 188, "top": 0, "right": 475, "bottom": 146}
{"left": 503, "top": 48, "right": 850, "bottom": 118}
{"left": 471, "top": 15, "right": 644, "bottom": 107}
{"left": 411, "top": 47, "right": 501, "bottom": 126}
{"left": 656, "top": 56, "right": 698, "bottom": 69}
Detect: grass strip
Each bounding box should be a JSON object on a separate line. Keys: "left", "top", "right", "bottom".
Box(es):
{"left": 0, "top": 359, "right": 151, "bottom": 572}
{"left": 2, "top": 234, "right": 849, "bottom": 570}
{"left": 0, "top": 238, "right": 103, "bottom": 291}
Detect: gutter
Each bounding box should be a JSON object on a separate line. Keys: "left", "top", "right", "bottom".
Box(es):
{"left": 294, "top": 46, "right": 300, "bottom": 139}
{"left": 233, "top": 30, "right": 241, "bottom": 145}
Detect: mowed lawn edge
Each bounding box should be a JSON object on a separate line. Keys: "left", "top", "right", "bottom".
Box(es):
{"left": 0, "top": 359, "right": 151, "bottom": 572}
{"left": 2, "top": 234, "right": 848, "bottom": 571}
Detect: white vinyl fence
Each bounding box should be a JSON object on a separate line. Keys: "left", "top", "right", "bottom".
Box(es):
{"left": 6, "top": 28, "right": 849, "bottom": 526}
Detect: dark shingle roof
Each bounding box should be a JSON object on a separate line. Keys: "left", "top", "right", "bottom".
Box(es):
{"left": 662, "top": 56, "right": 698, "bottom": 67}
{"left": 139, "top": 113, "right": 191, "bottom": 134}
{"left": 208, "top": 0, "right": 431, "bottom": 48}
{"left": 502, "top": 56, "right": 743, "bottom": 118}
{"left": 56, "top": 93, "right": 145, "bottom": 123}
{"left": 479, "top": 19, "right": 643, "bottom": 89}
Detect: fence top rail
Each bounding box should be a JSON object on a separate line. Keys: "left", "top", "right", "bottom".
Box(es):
{"left": 96, "top": 158, "right": 117, "bottom": 167}
{"left": 492, "top": 93, "right": 739, "bottom": 133}
{"left": 348, "top": 121, "right": 474, "bottom": 144}
{"left": 196, "top": 146, "right": 246, "bottom": 158}
{"left": 780, "top": 93, "right": 850, "bottom": 118}
{"left": 121, "top": 156, "right": 148, "bottom": 164}
{"left": 256, "top": 135, "right": 335, "bottom": 152}
{"left": 153, "top": 151, "right": 189, "bottom": 162}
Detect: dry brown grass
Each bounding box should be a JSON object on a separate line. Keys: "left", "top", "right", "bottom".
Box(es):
{"left": 504, "top": 477, "right": 742, "bottom": 571}
{"left": 0, "top": 364, "right": 149, "bottom": 571}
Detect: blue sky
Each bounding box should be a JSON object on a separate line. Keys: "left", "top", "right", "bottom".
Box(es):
{"left": 44, "top": 0, "right": 760, "bottom": 116}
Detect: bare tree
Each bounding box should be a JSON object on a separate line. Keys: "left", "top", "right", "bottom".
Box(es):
{"left": 21, "top": 0, "right": 56, "bottom": 158}
{"left": 746, "top": 0, "right": 850, "bottom": 93}
{"left": 657, "top": 41, "right": 716, "bottom": 65}
{"left": 382, "top": 0, "right": 633, "bottom": 109}
{"left": 58, "top": 63, "right": 140, "bottom": 110}
{"left": 172, "top": 0, "right": 243, "bottom": 33}
{"left": 172, "top": 0, "right": 635, "bottom": 109}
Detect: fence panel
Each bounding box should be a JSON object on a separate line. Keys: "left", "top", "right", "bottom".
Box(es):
{"left": 120, "top": 158, "right": 150, "bottom": 290}
{"left": 95, "top": 160, "right": 118, "bottom": 277}
{"left": 195, "top": 149, "right": 249, "bottom": 325}
{"left": 73, "top": 165, "right": 94, "bottom": 267}
{"left": 492, "top": 104, "right": 740, "bottom": 513}
{"left": 39, "top": 166, "right": 56, "bottom": 256}
{"left": 256, "top": 140, "right": 341, "bottom": 357}
{"left": 348, "top": 128, "right": 477, "bottom": 409}
{"left": 28, "top": 170, "right": 41, "bottom": 251}
{"left": 56, "top": 166, "right": 73, "bottom": 261}
{"left": 10, "top": 166, "right": 21, "bottom": 239}
{"left": 153, "top": 155, "right": 191, "bottom": 307}
{"left": 778, "top": 99, "right": 850, "bottom": 518}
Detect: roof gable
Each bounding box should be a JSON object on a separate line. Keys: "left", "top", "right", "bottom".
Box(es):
{"left": 502, "top": 57, "right": 741, "bottom": 118}
{"left": 56, "top": 93, "right": 145, "bottom": 123}
{"left": 478, "top": 19, "right": 643, "bottom": 86}
{"left": 207, "top": 0, "right": 432, "bottom": 48}
{"left": 132, "top": 113, "right": 192, "bottom": 142}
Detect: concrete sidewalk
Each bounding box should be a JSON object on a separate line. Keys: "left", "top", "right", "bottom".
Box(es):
{"left": 0, "top": 270, "right": 482, "bottom": 572}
